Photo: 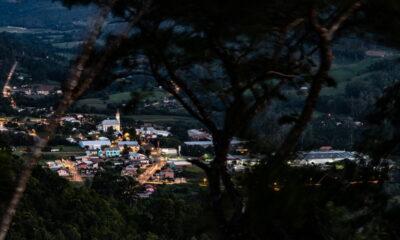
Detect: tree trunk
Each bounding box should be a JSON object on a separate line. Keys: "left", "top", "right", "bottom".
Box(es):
{"left": 206, "top": 136, "right": 249, "bottom": 240}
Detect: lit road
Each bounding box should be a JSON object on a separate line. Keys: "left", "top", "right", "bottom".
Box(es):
{"left": 2, "top": 61, "right": 19, "bottom": 109}
{"left": 136, "top": 157, "right": 167, "bottom": 185}
{"left": 64, "top": 160, "right": 83, "bottom": 182}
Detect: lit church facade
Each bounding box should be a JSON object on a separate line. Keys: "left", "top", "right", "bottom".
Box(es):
{"left": 97, "top": 110, "right": 121, "bottom": 132}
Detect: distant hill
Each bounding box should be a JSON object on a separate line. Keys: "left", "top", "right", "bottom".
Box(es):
{"left": 0, "top": 0, "right": 92, "bottom": 30}
{"left": 0, "top": 32, "right": 67, "bottom": 85}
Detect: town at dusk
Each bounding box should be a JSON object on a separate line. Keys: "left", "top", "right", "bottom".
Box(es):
{"left": 1, "top": 1, "right": 400, "bottom": 240}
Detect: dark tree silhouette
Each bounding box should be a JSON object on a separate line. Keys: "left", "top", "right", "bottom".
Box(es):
{"left": 51, "top": 1, "right": 366, "bottom": 239}
{"left": 4, "top": 0, "right": 400, "bottom": 239}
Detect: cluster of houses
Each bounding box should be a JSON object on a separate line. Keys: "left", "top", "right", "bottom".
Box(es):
{"left": 7, "top": 84, "right": 62, "bottom": 96}
{"left": 136, "top": 126, "right": 171, "bottom": 138}
{"left": 78, "top": 139, "right": 162, "bottom": 157}
{"left": 42, "top": 108, "right": 371, "bottom": 200}
{"left": 61, "top": 115, "right": 84, "bottom": 124}
{"left": 143, "top": 96, "right": 182, "bottom": 111}
{"left": 137, "top": 185, "right": 157, "bottom": 198}
{"left": 151, "top": 165, "right": 187, "bottom": 184}
{"left": 0, "top": 124, "right": 8, "bottom": 132}
{"left": 46, "top": 158, "right": 101, "bottom": 179}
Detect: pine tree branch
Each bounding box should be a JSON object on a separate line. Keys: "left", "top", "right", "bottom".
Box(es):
{"left": 274, "top": 1, "right": 364, "bottom": 163}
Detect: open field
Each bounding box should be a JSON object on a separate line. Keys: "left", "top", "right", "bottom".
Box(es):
{"left": 52, "top": 145, "right": 82, "bottom": 151}
{"left": 0, "top": 26, "right": 61, "bottom": 34}
{"left": 76, "top": 89, "right": 168, "bottom": 110}
{"left": 125, "top": 114, "right": 195, "bottom": 123}
{"left": 40, "top": 153, "right": 84, "bottom": 160}
{"left": 107, "top": 92, "right": 132, "bottom": 104}
{"left": 322, "top": 56, "right": 395, "bottom": 96}
{"left": 88, "top": 113, "right": 195, "bottom": 123}
{"left": 52, "top": 41, "right": 83, "bottom": 49}
{"left": 181, "top": 166, "right": 206, "bottom": 182}
{"left": 107, "top": 90, "right": 167, "bottom": 103}
{"left": 75, "top": 98, "right": 107, "bottom": 110}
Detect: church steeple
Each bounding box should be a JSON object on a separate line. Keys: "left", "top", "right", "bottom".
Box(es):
{"left": 116, "top": 109, "right": 120, "bottom": 122}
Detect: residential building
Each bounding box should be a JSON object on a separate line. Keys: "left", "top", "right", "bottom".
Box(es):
{"left": 66, "top": 137, "right": 76, "bottom": 143}
{"left": 160, "top": 168, "right": 175, "bottom": 179}
{"left": 56, "top": 169, "right": 70, "bottom": 177}
{"left": 79, "top": 140, "right": 111, "bottom": 150}
{"left": 61, "top": 116, "right": 80, "bottom": 124}
{"left": 0, "top": 125, "right": 8, "bottom": 131}
{"left": 118, "top": 141, "right": 140, "bottom": 151}
{"left": 121, "top": 165, "right": 137, "bottom": 177}
{"left": 161, "top": 148, "right": 178, "bottom": 156}
{"left": 187, "top": 129, "right": 211, "bottom": 140}
{"left": 129, "top": 152, "right": 147, "bottom": 160}
{"left": 136, "top": 126, "right": 170, "bottom": 137}
{"left": 184, "top": 138, "right": 245, "bottom": 148}
{"left": 296, "top": 150, "right": 355, "bottom": 165}
{"left": 104, "top": 147, "right": 121, "bottom": 157}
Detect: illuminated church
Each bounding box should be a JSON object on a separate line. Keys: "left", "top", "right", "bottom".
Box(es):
{"left": 97, "top": 110, "right": 121, "bottom": 132}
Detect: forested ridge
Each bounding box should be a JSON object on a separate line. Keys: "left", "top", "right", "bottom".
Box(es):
{"left": 0, "top": 33, "right": 67, "bottom": 85}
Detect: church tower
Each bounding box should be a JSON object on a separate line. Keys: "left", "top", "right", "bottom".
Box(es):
{"left": 116, "top": 109, "right": 120, "bottom": 122}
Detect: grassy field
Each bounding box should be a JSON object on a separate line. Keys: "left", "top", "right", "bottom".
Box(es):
{"left": 125, "top": 114, "right": 195, "bottom": 123}
{"left": 75, "top": 98, "right": 107, "bottom": 110}
{"left": 108, "top": 90, "right": 167, "bottom": 103}
{"left": 0, "top": 26, "right": 60, "bottom": 34}
{"left": 52, "top": 41, "right": 82, "bottom": 49}
{"left": 40, "top": 153, "right": 83, "bottom": 161}
{"left": 76, "top": 89, "right": 168, "bottom": 110}
{"left": 108, "top": 92, "right": 132, "bottom": 104}
{"left": 88, "top": 113, "right": 196, "bottom": 123}
{"left": 146, "top": 90, "right": 168, "bottom": 101}
{"left": 181, "top": 166, "right": 206, "bottom": 182}
{"left": 321, "top": 57, "right": 388, "bottom": 96}
{"left": 52, "top": 145, "right": 82, "bottom": 151}
{"left": 56, "top": 52, "right": 76, "bottom": 60}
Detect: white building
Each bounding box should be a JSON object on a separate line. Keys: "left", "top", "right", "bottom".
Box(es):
{"left": 56, "top": 169, "right": 70, "bottom": 177}
{"left": 136, "top": 127, "right": 170, "bottom": 137}
{"left": 61, "top": 116, "right": 80, "bottom": 124}
{"left": 161, "top": 148, "right": 178, "bottom": 156}
{"left": 118, "top": 141, "right": 139, "bottom": 151}
{"left": 79, "top": 140, "right": 111, "bottom": 150}
{"left": 184, "top": 139, "right": 245, "bottom": 148}
{"left": 97, "top": 110, "right": 121, "bottom": 132}
{"left": 296, "top": 150, "right": 355, "bottom": 165}
{"left": 0, "top": 125, "right": 8, "bottom": 132}
{"left": 168, "top": 159, "right": 192, "bottom": 166}
{"left": 187, "top": 129, "right": 211, "bottom": 140}
{"left": 129, "top": 152, "right": 147, "bottom": 160}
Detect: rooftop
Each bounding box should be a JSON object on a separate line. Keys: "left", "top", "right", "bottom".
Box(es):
{"left": 79, "top": 140, "right": 111, "bottom": 145}
{"left": 298, "top": 150, "right": 355, "bottom": 160}
{"left": 101, "top": 119, "right": 119, "bottom": 125}
{"left": 118, "top": 141, "right": 139, "bottom": 146}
